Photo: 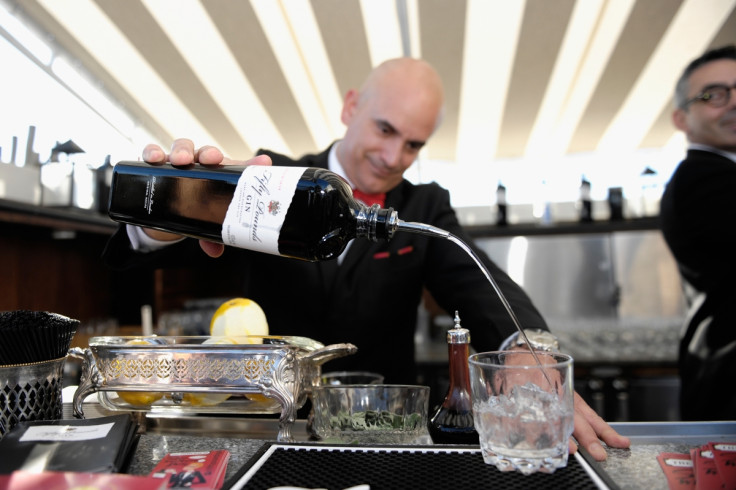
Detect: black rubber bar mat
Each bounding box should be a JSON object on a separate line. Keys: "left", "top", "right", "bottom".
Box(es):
{"left": 225, "top": 443, "right": 619, "bottom": 490}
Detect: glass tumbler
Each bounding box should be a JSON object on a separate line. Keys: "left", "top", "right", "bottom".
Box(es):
{"left": 469, "top": 350, "right": 574, "bottom": 475}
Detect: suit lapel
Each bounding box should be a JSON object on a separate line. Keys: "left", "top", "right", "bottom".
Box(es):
{"left": 337, "top": 182, "right": 406, "bottom": 275}
{"left": 275, "top": 147, "right": 335, "bottom": 295}
{"left": 318, "top": 259, "right": 339, "bottom": 297}
{"left": 339, "top": 238, "right": 372, "bottom": 274}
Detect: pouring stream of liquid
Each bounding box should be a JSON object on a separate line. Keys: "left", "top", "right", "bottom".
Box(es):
{"left": 397, "top": 220, "right": 553, "bottom": 387}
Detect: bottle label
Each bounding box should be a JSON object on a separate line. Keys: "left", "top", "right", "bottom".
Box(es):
{"left": 222, "top": 166, "right": 305, "bottom": 254}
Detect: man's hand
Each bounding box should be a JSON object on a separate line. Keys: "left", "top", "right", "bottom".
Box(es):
{"left": 570, "top": 391, "right": 630, "bottom": 460}
{"left": 503, "top": 348, "right": 630, "bottom": 460}
{"left": 143, "top": 139, "right": 226, "bottom": 166}
{"left": 138, "top": 139, "right": 272, "bottom": 257}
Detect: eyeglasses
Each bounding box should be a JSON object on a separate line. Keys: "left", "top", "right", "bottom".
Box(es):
{"left": 682, "top": 83, "right": 736, "bottom": 109}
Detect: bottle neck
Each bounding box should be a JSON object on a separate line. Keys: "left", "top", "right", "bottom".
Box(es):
{"left": 446, "top": 342, "right": 471, "bottom": 392}
{"left": 354, "top": 203, "right": 399, "bottom": 241}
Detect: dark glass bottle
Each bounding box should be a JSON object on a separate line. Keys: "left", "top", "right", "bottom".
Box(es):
{"left": 108, "top": 161, "right": 400, "bottom": 261}
{"left": 579, "top": 176, "right": 593, "bottom": 223}
{"left": 429, "top": 311, "right": 479, "bottom": 445}
{"left": 96, "top": 154, "right": 113, "bottom": 214}
{"left": 495, "top": 182, "right": 507, "bottom": 226}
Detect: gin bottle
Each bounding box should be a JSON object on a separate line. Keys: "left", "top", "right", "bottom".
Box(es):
{"left": 108, "top": 161, "right": 400, "bottom": 261}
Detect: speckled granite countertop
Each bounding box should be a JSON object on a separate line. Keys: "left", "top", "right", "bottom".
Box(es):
{"left": 61, "top": 398, "right": 734, "bottom": 488}
{"left": 599, "top": 422, "right": 736, "bottom": 490}
{"left": 127, "top": 433, "right": 265, "bottom": 483}
{"left": 120, "top": 417, "right": 735, "bottom": 489}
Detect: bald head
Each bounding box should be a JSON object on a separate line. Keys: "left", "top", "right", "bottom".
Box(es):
{"left": 358, "top": 58, "right": 445, "bottom": 130}
{"left": 338, "top": 57, "right": 445, "bottom": 194}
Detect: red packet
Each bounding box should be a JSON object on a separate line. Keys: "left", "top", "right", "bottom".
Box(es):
{"left": 709, "top": 442, "right": 736, "bottom": 490}
{"left": 149, "top": 450, "right": 230, "bottom": 489}
{"left": 690, "top": 449, "right": 700, "bottom": 484}
{"left": 692, "top": 445, "right": 725, "bottom": 490}
{"left": 658, "top": 452, "right": 696, "bottom": 490}
{"left": 0, "top": 470, "right": 165, "bottom": 490}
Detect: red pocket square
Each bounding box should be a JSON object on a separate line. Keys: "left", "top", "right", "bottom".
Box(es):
{"left": 373, "top": 246, "right": 413, "bottom": 260}
{"left": 398, "top": 246, "right": 414, "bottom": 255}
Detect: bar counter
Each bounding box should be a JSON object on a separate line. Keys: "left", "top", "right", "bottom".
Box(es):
{"left": 64, "top": 401, "right": 735, "bottom": 489}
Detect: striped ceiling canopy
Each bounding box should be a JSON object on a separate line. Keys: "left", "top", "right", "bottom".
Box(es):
{"left": 6, "top": 0, "right": 736, "bottom": 166}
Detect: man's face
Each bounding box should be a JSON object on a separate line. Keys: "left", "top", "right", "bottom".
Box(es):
{"left": 674, "top": 58, "right": 736, "bottom": 152}
{"left": 338, "top": 83, "right": 441, "bottom": 194}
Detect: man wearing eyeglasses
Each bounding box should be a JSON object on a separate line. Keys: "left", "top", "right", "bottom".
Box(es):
{"left": 660, "top": 44, "right": 736, "bottom": 420}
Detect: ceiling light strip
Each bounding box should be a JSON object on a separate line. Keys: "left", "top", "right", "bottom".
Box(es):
{"left": 278, "top": 0, "right": 343, "bottom": 139}
{"left": 0, "top": 3, "right": 157, "bottom": 152}
{"left": 597, "top": 0, "right": 736, "bottom": 154}
{"left": 274, "top": 0, "right": 344, "bottom": 142}
{"left": 0, "top": 1, "right": 52, "bottom": 65}
{"left": 524, "top": 0, "right": 606, "bottom": 159}
{"left": 249, "top": 0, "right": 335, "bottom": 150}
{"left": 545, "top": 0, "right": 636, "bottom": 157}
{"left": 51, "top": 56, "right": 135, "bottom": 136}
{"left": 395, "top": 0, "right": 411, "bottom": 57}
{"left": 456, "top": 0, "right": 525, "bottom": 165}
{"left": 141, "top": 0, "right": 288, "bottom": 156}
{"left": 406, "top": 0, "right": 421, "bottom": 59}
{"left": 360, "top": 0, "right": 404, "bottom": 66}
{"left": 36, "top": 0, "right": 216, "bottom": 150}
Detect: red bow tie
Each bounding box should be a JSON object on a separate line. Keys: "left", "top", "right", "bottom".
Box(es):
{"left": 353, "top": 189, "right": 386, "bottom": 208}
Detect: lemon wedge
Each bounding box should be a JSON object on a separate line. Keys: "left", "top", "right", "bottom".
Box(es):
{"left": 210, "top": 298, "right": 269, "bottom": 341}
{"left": 116, "top": 339, "right": 164, "bottom": 407}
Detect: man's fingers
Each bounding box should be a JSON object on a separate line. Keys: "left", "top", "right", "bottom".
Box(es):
{"left": 571, "top": 392, "right": 631, "bottom": 461}
{"left": 142, "top": 140, "right": 266, "bottom": 168}
{"left": 199, "top": 240, "right": 224, "bottom": 258}
{"left": 247, "top": 154, "right": 272, "bottom": 166}
{"left": 195, "top": 145, "right": 225, "bottom": 165}
{"left": 573, "top": 413, "right": 608, "bottom": 460}
{"left": 574, "top": 393, "right": 631, "bottom": 449}
{"left": 169, "top": 139, "right": 197, "bottom": 165}
{"left": 142, "top": 144, "right": 167, "bottom": 163}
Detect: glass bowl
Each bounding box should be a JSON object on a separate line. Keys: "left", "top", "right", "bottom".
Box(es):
{"left": 320, "top": 371, "right": 384, "bottom": 385}
{"left": 311, "top": 384, "right": 431, "bottom": 444}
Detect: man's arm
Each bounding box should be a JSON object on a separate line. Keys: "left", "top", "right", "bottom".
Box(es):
{"left": 417, "top": 183, "right": 630, "bottom": 460}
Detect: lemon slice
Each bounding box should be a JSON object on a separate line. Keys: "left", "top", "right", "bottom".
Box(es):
{"left": 246, "top": 393, "right": 271, "bottom": 403}
{"left": 116, "top": 339, "right": 164, "bottom": 407}
{"left": 183, "top": 392, "right": 231, "bottom": 406}
{"left": 118, "top": 391, "right": 164, "bottom": 406}
{"left": 210, "top": 298, "right": 269, "bottom": 342}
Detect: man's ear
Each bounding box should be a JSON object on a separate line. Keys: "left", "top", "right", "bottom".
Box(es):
{"left": 672, "top": 107, "right": 689, "bottom": 133}
{"left": 341, "top": 89, "right": 359, "bottom": 125}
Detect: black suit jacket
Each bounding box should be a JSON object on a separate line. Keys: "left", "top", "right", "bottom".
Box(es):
{"left": 104, "top": 145, "right": 547, "bottom": 383}
{"left": 660, "top": 148, "right": 736, "bottom": 420}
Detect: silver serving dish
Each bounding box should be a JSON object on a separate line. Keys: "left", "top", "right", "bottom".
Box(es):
{"left": 68, "top": 335, "right": 356, "bottom": 442}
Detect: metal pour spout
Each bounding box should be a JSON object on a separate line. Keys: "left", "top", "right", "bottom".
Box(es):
{"left": 395, "top": 220, "right": 451, "bottom": 239}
